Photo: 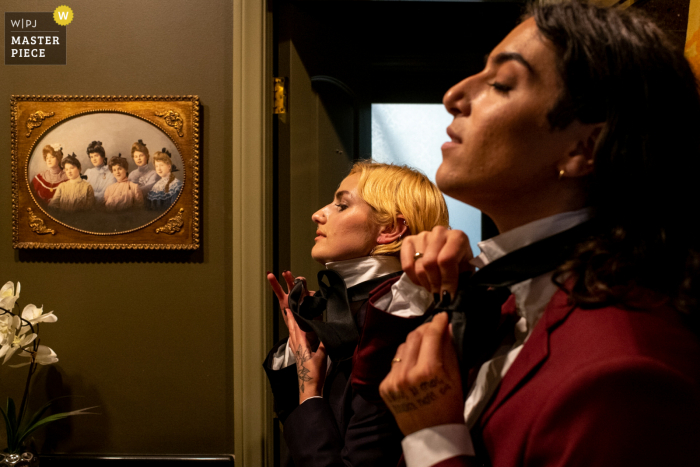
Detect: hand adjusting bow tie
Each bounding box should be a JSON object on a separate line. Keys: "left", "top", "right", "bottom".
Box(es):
{"left": 287, "top": 269, "right": 356, "bottom": 362}
{"left": 432, "top": 220, "right": 597, "bottom": 370}
{"left": 287, "top": 269, "right": 400, "bottom": 362}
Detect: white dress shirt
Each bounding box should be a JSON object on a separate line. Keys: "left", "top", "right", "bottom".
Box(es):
{"left": 379, "top": 209, "right": 592, "bottom": 467}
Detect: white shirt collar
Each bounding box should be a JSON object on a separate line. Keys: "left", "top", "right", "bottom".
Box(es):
{"left": 325, "top": 256, "right": 402, "bottom": 288}
{"left": 469, "top": 208, "right": 593, "bottom": 336}
{"left": 471, "top": 208, "right": 594, "bottom": 269}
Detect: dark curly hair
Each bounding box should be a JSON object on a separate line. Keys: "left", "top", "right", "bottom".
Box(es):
{"left": 108, "top": 154, "right": 129, "bottom": 174}
{"left": 61, "top": 153, "right": 81, "bottom": 172}
{"left": 530, "top": 1, "right": 700, "bottom": 324}
{"left": 87, "top": 140, "right": 107, "bottom": 165}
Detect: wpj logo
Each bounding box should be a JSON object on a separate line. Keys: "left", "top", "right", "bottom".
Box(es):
{"left": 4, "top": 8, "right": 71, "bottom": 65}
{"left": 10, "top": 18, "right": 38, "bottom": 29}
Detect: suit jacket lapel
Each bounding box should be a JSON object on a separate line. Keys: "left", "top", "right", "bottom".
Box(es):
{"left": 327, "top": 272, "right": 401, "bottom": 378}
{"left": 479, "top": 287, "right": 577, "bottom": 426}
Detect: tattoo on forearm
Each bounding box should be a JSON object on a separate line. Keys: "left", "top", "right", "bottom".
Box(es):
{"left": 295, "top": 345, "right": 313, "bottom": 393}
{"left": 385, "top": 377, "right": 452, "bottom": 414}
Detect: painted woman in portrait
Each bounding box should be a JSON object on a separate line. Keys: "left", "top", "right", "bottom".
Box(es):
{"left": 147, "top": 148, "right": 182, "bottom": 210}
{"left": 104, "top": 154, "right": 144, "bottom": 212}
{"left": 127, "top": 139, "right": 158, "bottom": 197}
{"left": 48, "top": 153, "right": 95, "bottom": 212}
{"left": 32, "top": 143, "right": 69, "bottom": 201}
{"left": 84, "top": 140, "right": 116, "bottom": 206}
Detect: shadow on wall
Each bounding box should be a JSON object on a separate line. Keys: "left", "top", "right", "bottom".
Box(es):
{"left": 38, "top": 366, "right": 108, "bottom": 453}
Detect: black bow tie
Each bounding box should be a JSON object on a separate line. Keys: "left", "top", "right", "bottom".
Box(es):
{"left": 288, "top": 269, "right": 402, "bottom": 362}
{"left": 433, "top": 220, "right": 597, "bottom": 369}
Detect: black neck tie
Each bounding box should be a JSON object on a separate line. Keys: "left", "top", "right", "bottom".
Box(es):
{"left": 434, "top": 220, "right": 596, "bottom": 371}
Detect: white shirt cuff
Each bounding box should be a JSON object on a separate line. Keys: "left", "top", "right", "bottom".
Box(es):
{"left": 401, "top": 424, "right": 475, "bottom": 467}
{"left": 271, "top": 339, "right": 297, "bottom": 370}
{"left": 374, "top": 273, "right": 433, "bottom": 318}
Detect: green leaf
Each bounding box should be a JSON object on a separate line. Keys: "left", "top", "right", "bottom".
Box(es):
{"left": 0, "top": 405, "right": 15, "bottom": 451}
{"left": 6, "top": 399, "right": 16, "bottom": 429}
{"left": 6, "top": 398, "right": 17, "bottom": 451}
{"left": 15, "top": 406, "right": 98, "bottom": 448}
{"left": 18, "top": 396, "right": 74, "bottom": 434}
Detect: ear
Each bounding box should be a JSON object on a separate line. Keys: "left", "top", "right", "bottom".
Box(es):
{"left": 559, "top": 123, "right": 603, "bottom": 178}
{"left": 376, "top": 214, "right": 409, "bottom": 245}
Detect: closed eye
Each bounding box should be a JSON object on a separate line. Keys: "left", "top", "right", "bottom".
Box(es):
{"left": 334, "top": 204, "right": 348, "bottom": 211}
{"left": 489, "top": 82, "right": 512, "bottom": 93}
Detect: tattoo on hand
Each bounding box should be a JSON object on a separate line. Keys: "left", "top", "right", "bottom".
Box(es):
{"left": 385, "top": 377, "right": 452, "bottom": 414}
{"left": 295, "top": 345, "right": 313, "bottom": 393}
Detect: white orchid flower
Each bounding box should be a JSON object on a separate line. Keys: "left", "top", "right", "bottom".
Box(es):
{"left": 9, "top": 345, "right": 58, "bottom": 368}
{"left": 0, "top": 281, "right": 20, "bottom": 311}
{"left": 0, "top": 315, "right": 20, "bottom": 347}
{"left": 0, "top": 331, "right": 37, "bottom": 364}
{"left": 21, "top": 304, "right": 57, "bottom": 330}
{"left": 0, "top": 314, "right": 15, "bottom": 346}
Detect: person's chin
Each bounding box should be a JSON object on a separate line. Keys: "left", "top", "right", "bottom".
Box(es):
{"left": 435, "top": 165, "right": 460, "bottom": 195}
{"left": 310, "top": 246, "right": 326, "bottom": 265}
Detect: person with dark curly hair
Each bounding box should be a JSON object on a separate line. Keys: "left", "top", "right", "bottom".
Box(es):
{"left": 367, "top": 2, "right": 700, "bottom": 466}
{"left": 84, "top": 140, "right": 116, "bottom": 206}
{"left": 48, "top": 153, "right": 95, "bottom": 212}
{"left": 104, "top": 154, "right": 144, "bottom": 212}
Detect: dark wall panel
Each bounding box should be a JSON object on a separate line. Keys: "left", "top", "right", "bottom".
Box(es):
{"left": 0, "top": 0, "right": 233, "bottom": 456}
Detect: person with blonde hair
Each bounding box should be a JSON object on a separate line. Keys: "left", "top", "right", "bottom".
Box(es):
{"left": 146, "top": 148, "right": 182, "bottom": 210}
{"left": 346, "top": 161, "right": 450, "bottom": 257}
{"left": 32, "top": 143, "right": 68, "bottom": 201}
{"left": 263, "top": 161, "right": 448, "bottom": 467}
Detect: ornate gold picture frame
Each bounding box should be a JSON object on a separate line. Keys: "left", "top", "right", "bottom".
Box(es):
{"left": 11, "top": 95, "right": 200, "bottom": 249}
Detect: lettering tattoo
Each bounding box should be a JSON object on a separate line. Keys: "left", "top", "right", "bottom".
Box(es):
{"left": 386, "top": 377, "right": 452, "bottom": 414}
{"left": 295, "top": 345, "right": 313, "bottom": 393}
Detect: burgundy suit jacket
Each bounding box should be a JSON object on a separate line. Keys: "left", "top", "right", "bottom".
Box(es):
{"left": 354, "top": 283, "right": 700, "bottom": 467}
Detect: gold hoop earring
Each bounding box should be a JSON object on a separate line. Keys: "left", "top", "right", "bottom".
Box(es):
{"left": 558, "top": 169, "right": 565, "bottom": 180}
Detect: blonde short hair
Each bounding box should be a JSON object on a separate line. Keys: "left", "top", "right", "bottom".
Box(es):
{"left": 348, "top": 161, "right": 449, "bottom": 257}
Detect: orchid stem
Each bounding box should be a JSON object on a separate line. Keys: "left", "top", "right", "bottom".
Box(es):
{"left": 16, "top": 356, "right": 37, "bottom": 431}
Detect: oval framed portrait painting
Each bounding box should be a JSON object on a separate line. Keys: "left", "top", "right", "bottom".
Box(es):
{"left": 11, "top": 95, "right": 200, "bottom": 249}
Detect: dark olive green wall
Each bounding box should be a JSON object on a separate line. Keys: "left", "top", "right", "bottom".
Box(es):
{"left": 0, "top": 0, "right": 233, "bottom": 455}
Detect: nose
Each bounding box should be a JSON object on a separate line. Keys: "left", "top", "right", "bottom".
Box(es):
{"left": 443, "top": 76, "right": 473, "bottom": 117}
{"left": 311, "top": 206, "right": 326, "bottom": 224}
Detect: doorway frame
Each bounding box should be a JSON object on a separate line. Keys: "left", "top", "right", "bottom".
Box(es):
{"left": 232, "top": 0, "right": 274, "bottom": 465}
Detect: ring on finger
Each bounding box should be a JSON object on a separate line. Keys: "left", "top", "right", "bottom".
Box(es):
{"left": 391, "top": 357, "right": 402, "bottom": 364}
{"left": 413, "top": 252, "right": 424, "bottom": 261}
